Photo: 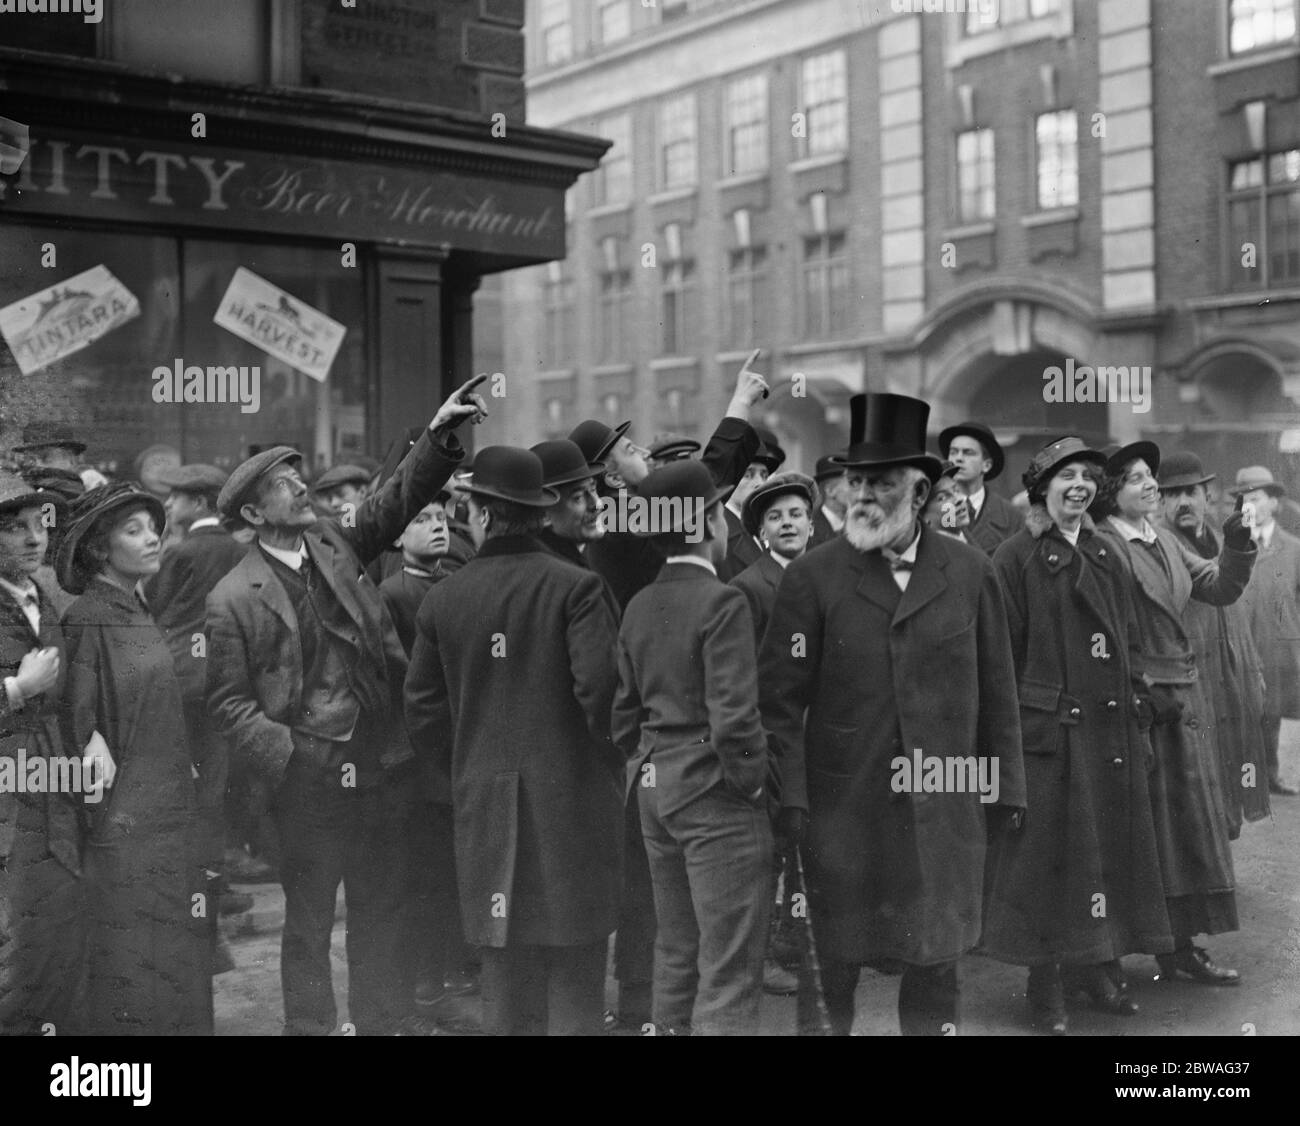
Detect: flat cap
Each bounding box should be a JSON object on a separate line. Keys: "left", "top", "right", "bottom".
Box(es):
{"left": 649, "top": 436, "right": 701, "bottom": 462}
{"left": 156, "top": 463, "right": 228, "bottom": 493}
{"left": 312, "top": 464, "right": 371, "bottom": 493}
{"left": 218, "top": 446, "right": 302, "bottom": 519}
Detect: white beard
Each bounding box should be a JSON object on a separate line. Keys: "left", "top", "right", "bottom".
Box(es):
{"left": 845, "top": 495, "right": 917, "bottom": 554}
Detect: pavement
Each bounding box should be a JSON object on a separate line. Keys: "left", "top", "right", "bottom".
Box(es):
{"left": 214, "top": 733, "right": 1300, "bottom": 1036}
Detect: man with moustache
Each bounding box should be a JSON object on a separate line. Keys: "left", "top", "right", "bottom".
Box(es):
{"left": 808, "top": 456, "right": 850, "bottom": 550}
{"left": 940, "top": 421, "right": 1021, "bottom": 555}
{"left": 1231, "top": 466, "right": 1300, "bottom": 796}
{"left": 205, "top": 376, "right": 486, "bottom": 1036}
{"left": 759, "top": 393, "right": 1025, "bottom": 1036}
{"left": 1158, "top": 454, "right": 1270, "bottom": 829}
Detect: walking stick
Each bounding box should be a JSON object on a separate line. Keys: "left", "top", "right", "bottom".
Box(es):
{"left": 785, "top": 844, "right": 832, "bottom": 1036}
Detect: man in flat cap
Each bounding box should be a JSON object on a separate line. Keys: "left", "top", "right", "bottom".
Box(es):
{"left": 311, "top": 464, "right": 372, "bottom": 521}
{"left": 205, "top": 376, "right": 486, "bottom": 1036}
{"left": 648, "top": 435, "right": 702, "bottom": 469}
{"left": 1232, "top": 466, "right": 1300, "bottom": 795}
{"left": 940, "top": 420, "right": 1022, "bottom": 555}
{"left": 760, "top": 393, "right": 1025, "bottom": 1035}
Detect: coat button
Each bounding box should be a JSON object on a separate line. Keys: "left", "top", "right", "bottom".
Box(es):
{"left": 1188, "top": 718, "right": 1199, "bottom": 729}
{"left": 1099, "top": 548, "right": 1107, "bottom": 556}
{"left": 1048, "top": 554, "right": 1059, "bottom": 564}
{"left": 1112, "top": 757, "right": 1124, "bottom": 767}
{"left": 1069, "top": 706, "right": 1081, "bottom": 718}
{"left": 1106, "top": 700, "right": 1118, "bottom": 710}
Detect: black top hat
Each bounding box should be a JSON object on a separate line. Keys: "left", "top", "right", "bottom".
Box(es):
{"left": 530, "top": 439, "right": 605, "bottom": 490}
{"left": 1105, "top": 440, "right": 1161, "bottom": 479}
{"left": 938, "top": 420, "right": 1004, "bottom": 481}
{"left": 742, "top": 472, "right": 818, "bottom": 538}
{"left": 12, "top": 422, "right": 86, "bottom": 456}
{"left": 455, "top": 446, "right": 559, "bottom": 508}
{"left": 1157, "top": 451, "right": 1216, "bottom": 491}
{"left": 568, "top": 419, "right": 631, "bottom": 465}
{"left": 833, "top": 393, "right": 943, "bottom": 482}
{"left": 55, "top": 483, "right": 166, "bottom": 596}
{"left": 633, "top": 460, "right": 728, "bottom": 536}
{"left": 814, "top": 454, "right": 846, "bottom": 483}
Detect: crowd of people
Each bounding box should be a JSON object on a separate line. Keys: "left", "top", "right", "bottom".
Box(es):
{"left": 0, "top": 357, "right": 1296, "bottom": 1037}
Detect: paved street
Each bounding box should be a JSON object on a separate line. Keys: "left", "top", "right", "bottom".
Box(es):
{"left": 215, "top": 737, "right": 1300, "bottom": 1037}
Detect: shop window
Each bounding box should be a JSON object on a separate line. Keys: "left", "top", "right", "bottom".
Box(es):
{"left": 1229, "top": 0, "right": 1298, "bottom": 55}
{"left": 1227, "top": 149, "right": 1300, "bottom": 290}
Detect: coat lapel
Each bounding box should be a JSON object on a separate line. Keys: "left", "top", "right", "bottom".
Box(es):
{"left": 244, "top": 546, "right": 297, "bottom": 630}
{"left": 1122, "top": 527, "right": 1185, "bottom": 621}
{"left": 892, "top": 527, "right": 948, "bottom": 627}
{"left": 0, "top": 587, "right": 39, "bottom": 647}
{"left": 758, "top": 552, "right": 783, "bottom": 593}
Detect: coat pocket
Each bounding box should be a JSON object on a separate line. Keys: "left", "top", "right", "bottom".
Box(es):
{"left": 1017, "top": 677, "right": 1063, "bottom": 756}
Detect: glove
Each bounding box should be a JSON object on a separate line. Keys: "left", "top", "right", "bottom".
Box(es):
{"left": 1222, "top": 512, "right": 1253, "bottom": 553}
{"left": 776, "top": 807, "right": 808, "bottom": 848}
{"left": 1145, "top": 684, "right": 1185, "bottom": 725}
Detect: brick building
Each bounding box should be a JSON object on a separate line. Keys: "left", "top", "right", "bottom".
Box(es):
{"left": 0, "top": 0, "right": 604, "bottom": 474}
{"left": 499, "top": 0, "right": 1300, "bottom": 496}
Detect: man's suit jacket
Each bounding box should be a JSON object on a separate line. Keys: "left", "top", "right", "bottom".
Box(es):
{"left": 808, "top": 507, "right": 840, "bottom": 551}
{"left": 403, "top": 535, "right": 621, "bottom": 947}
{"left": 966, "top": 489, "right": 1023, "bottom": 556}
{"left": 718, "top": 506, "right": 762, "bottom": 582}
{"left": 147, "top": 524, "right": 246, "bottom": 706}
{"left": 613, "top": 562, "right": 768, "bottom": 818}
{"left": 758, "top": 529, "right": 1025, "bottom": 965}
{"left": 587, "top": 416, "right": 760, "bottom": 612}
{"left": 1236, "top": 525, "right": 1300, "bottom": 718}
{"left": 205, "top": 428, "right": 463, "bottom": 800}
{"left": 729, "top": 551, "right": 785, "bottom": 646}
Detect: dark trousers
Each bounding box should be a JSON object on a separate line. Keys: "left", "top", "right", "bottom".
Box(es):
{"left": 1263, "top": 714, "right": 1282, "bottom": 777}
{"left": 613, "top": 795, "right": 656, "bottom": 1019}
{"left": 638, "top": 780, "right": 772, "bottom": 1036}
{"left": 480, "top": 940, "right": 607, "bottom": 1036}
{"left": 820, "top": 958, "right": 960, "bottom": 1036}
{"left": 402, "top": 800, "right": 468, "bottom": 1000}
{"left": 272, "top": 752, "right": 412, "bottom": 1035}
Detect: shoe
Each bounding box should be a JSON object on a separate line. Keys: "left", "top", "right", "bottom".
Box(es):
{"left": 762, "top": 957, "right": 799, "bottom": 996}
{"left": 1026, "top": 964, "right": 1068, "bottom": 1036}
{"left": 219, "top": 890, "right": 254, "bottom": 916}
{"left": 1156, "top": 946, "right": 1240, "bottom": 986}
{"left": 603, "top": 1010, "right": 650, "bottom": 1035}
{"left": 1268, "top": 775, "right": 1299, "bottom": 796}
{"left": 1063, "top": 964, "right": 1139, "bottom": 1016}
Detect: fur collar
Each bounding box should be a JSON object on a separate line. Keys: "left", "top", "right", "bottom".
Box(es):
{"left": 1024, "top": 503, "right": 1095, "bottom": 541}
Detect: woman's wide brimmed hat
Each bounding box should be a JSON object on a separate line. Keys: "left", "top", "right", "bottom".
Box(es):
{"left": 55, "top": 483, "right": 165, "bottom": 596}
{"left": 832, "top": 393, "right": 943, "bottom": 483}
{"left": 455, "top": 446, "right": 559, "bottom": 508}
{"left": 1022, "top": 436, "right": 1107, "bottom": 496}
{"left": 1104, "top": 440, "right": 1161, "bottom": 479}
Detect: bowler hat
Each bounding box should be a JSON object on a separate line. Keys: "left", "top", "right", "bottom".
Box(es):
{"left": 311, "top": 464, "right": 371, "bottom": 494}
{"left": 21, "top": 465, "right": 84, "bottom": 502}
{"left": 1105, "top": 440, "right": 1161, "bottom": 479}
{"left": 12, "top": 422, "right": 86, "bottom": 456}
{"left": 742, "top": 471, "right": 818, "bottom": 538}
{"left": 0, "top": 468, "right": 62, "bottom": 516}
{"left": 568, "top": 418, "right": 631, "bottom": 465}
{"left": 833, "top": 393, "right": 943, "bottom": 482}
{"left": 753, "top": 427, "right": 787, "bottom": 472}
{"left": 1157, "top": 451, "right": 1215, "bottom": 491}
{"left": 55, "top": 483, "right": 165, "bottom": 596}
{"left": 814, "top": 454, "right": 846, "bottom": 483}
{"left": 456, "top": 446, "right": 559, "bottom": 508}
{"left": 1022, "top": 436, "right": 1107, "bottom": 496}
{"left": 218, "top": 446, "right": 303, "bottom": 520}
{"left": 531, "top": 439, "right": 605, "bottom": 490}
{"left": 634, "top": 460, "right": 728, "bottom": 535}
{"left": 157, "top": 463, "right": 229, "bottom": 494}
{"left": 1230, "top": 465, "right": 1286, "bottom": 498}
{"left": 938, "top": 420, "right": 1005, "bottom": 481}
{"left": 648, "top": 436, "right": 701, "bottom": 463}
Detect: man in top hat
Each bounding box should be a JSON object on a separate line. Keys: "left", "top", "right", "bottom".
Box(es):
{"left": 760, "top": 393, "right": 1025, "bottom": 1035}
{"left": 940, "top": 420, "right": 1022, "bottom": 555}
{"left": 808, "top": 454, "right": 850, "bottom": 550}
{"left": 311, "top": 464, "right": 372, "bottom": 520}
{"left": 612, "top": 460, "right": 774, "bottom": 1034}
{"left": 1158, "top": 454, "right": 1272, "bottom": 822}
{"left": 0, "top": 470, "right": 87, "bottom": 1035}
{"left": 648, "top": 435, "right": 702, "bottom": 469}
{"left": 205, "top": 376, "right": 486, "bottom": 1036}
{"left": 404, "top": 446, "right": 622, "bottom": 1035}
{"left": 1231, "top": 466, "right": 1300, "bottom": 796}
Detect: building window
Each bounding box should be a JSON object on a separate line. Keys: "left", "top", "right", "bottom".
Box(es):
{"left": 597, "top": 0, "right": 631, "bottom": 44}
{"left": 724, "top": 72, "right": 769, "bottom": 177}
{"left": 956, "top": 128, "right": 996, "bottom": 222}
{"left": 592, "top": 113, "right": 632, "bottom": 206}
{"left": 597, "top": 238, "right": 632, "bottom": 362}
{"left": 540, "top": 0, "right": 572, "bottom": 65}
{"left": 965, "top": 0, "right": 1061, "bottom": 35}
{"left": 725, "top": 246, "right": 769, "bottom": 350}
{"left": 1229, "top": 0, "right": 1298, "bottom": 54}
{"left": 542, "top": 264, "right": 575, "bottom": 368}
{"left": 658, "top": 93, "right": 697, "bottom": 190}
{"left": 660, "top": 234, "right": 697, "bottom": 356}
{"left": 1227, "top": 149, "right": 1300, "bottom": 290}
{"left": 801, "top": 232, "right": 850, "bottom": 340}
{"left": 661, "top": 0, "right": 689, "bottom": 22}
{"left": 799, "top": 49, "right": 848, "bottom": 157}
{"left": 1035, "top": 111, "right": 1078, "bottom": 210}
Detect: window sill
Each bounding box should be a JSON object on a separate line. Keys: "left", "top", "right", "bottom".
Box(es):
{"left": 1185, "top": 287, "right": 1300, "bottom": 310}
{"left": 1208, "top": 43, "right": 1300, "bottom": 77}
{"left": 717, "top": 170, "right": 770, "bottom": 190}
{"left": 648, "top": 186, "right": 698, "bottom": 206}
{"left": 587, "top": 201, "right": 633, "bottom": 219}
{"left": 590, "top": 362, "right": 635, "bottom": 376}
{"left": 790, "top": 152, "right": 847, "bottom": 175}
{"left": 535, "top": 367, "right": 577, "bottom": 380}
{"left": 1021, "top": 207, "right": 1079, "bottom": 228}
{"left": 945, "top": 6, "right": 1074, "bottom": 68}
{"left": 649, "top": 356, "right": 699, "bottom": 371}
{"left": 942, "top": 221, "right": 997, "bottom": 239}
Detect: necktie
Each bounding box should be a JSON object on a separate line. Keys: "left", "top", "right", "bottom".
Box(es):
{"left": 888, "top": 558, "right": 914, "bottom": 572}
{"left": 21, "top": 590, "right": 40, "bottom": 635}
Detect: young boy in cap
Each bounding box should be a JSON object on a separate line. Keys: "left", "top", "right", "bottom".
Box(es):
{"left": 612, "top": 460, "right": 773, "bottom": 1035}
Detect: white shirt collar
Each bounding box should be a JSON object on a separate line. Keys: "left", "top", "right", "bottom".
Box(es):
{"left": 824, "top": 506, "right": 844, "bottom": 532}
{"left": 725, "top": 499, "right": 744, "bottom": 520}
{"left": 259, "top": 538, "right": 308, "bottom": 571}
{"left": 1257, "top": 520, "right": 1275, "bottom": 549}
{"left": 188, "top": 516, "right": 220, "bottom": 532}
{"left": 1108, "top": 514, "right": 1157, "bottom": 544}
{"left": 769, "top": 550, "right": 792, "bottom": 569}
{"left": 882, "top": 525, "right": 922, "bottom": 566}
{"left": 666, "top": 554, "right": 717, "bottom": 576}
{"left": 968, "top": 485, "right": 986, "bottom": 512}
{"left": 0, "top": 574, "right": 38, "bottom": 601}
{"left": 1059, "top": 524, "right": 1081, "bottom": 546}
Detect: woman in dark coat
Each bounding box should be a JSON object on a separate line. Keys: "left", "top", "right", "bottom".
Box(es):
{"left": 57, "top": 483, "right": 210, "bottom": 1035}
{"left": 1091, "top": 443, "right": 1257, "bottom": 987}
{"left": 983, "top": 438, "right": 1172, "bottom": 1034}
